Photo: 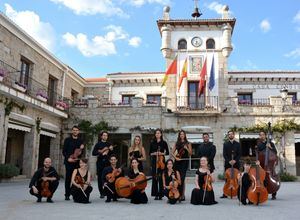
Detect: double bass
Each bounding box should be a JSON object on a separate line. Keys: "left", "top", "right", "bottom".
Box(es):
{"left": 258, "top": 122, "right": 280, "bottom": 194}
{"left": 247, "top": 147, "right": 268, "bottom": 205}
{"left": 223, "top": 151, "right": 239, "bottom": 198}
{"left": 115, "top": 173, "right": 150, "bottom": 198}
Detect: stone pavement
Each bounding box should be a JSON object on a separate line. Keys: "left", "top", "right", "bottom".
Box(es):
{"left": 0, "top": 180, "right": 299, "bottom": 220}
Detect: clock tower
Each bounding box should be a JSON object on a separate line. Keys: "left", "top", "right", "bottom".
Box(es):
{"left": 157, "top": 4, "right": 235, "bottom": 112}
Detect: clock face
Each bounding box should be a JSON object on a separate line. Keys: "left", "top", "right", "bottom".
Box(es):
{"left": 191, "top": 37, "right": 202, "bottom": 47}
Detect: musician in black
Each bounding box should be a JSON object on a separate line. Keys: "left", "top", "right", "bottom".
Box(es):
{"left": 172, "top": 130, "right": 192, "bottom": 201}
{"left": 102, "top": 154, "right": 123, "bottom": 203}
{"left": 149, "top": 128, "right": 169, "bottom": 200}
{"left": 29, "top": 158, "right": 59, "bottom": 203}
{"left": 220, "top": 130, "right": 241, "bottom": 198}
{"left": 62, "top": 125, "right": 84, "bottom": 200}
{"left": 162, "top": 159, "right": 181, "bottom": 204}
{"left": 257, "top": 131, "right": 278, "bottom": 200}
{"left": 92, "top": 131, "right": 115, "bottom": 198}
{"left": 237, "top": 159, "right": 252, "bottom": 205}
{"left": 128, "top": 135, "right": 146, "bottom": 172}
{"left": 197, "top": 133, "right": 216, "bottom": 173}
{"left": 127, "top": 158, "right": 148, "bottom": 204}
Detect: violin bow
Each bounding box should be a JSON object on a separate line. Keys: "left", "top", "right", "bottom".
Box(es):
{"left": 103, "top": 182, "right": 115, "bottom": 195}
{"left": 80, "top": 186, "right": 88, "bottom": 198}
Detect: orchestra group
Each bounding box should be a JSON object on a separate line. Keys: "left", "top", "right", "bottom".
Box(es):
{"left": 29, "top": 124, "right": 280, "bottom": 206}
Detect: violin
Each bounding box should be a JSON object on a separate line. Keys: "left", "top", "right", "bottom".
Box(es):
{"left": 156, "top": 146, "right": 165, "bottom": 170}
{"left": 115, "top": 173, "right": 151, "bottom": 198}
{"left": 106, "top": 166, "right": 123, "bottom": 183}
{"left": 258, "top": 122, "right": 280, "bottom": 194}
{"left": 70, "top": 148, "right": 82, "bottom": 160}
{"left": 168, "top": 171, "right": 180, "bottom": 200}
{"left": 203, "top": 174, "right": 213, "bottom": 192}
{"left": 223, "top": 151, "right": 239, "bottom": 198}
{"left": 40, "top": 181, "right": 52, "bottom": 198}
{"left": 75, "top": 175, "right": 85, "bottom": 187}
{"left": 247, "top": 147, "right": 268, "bottom": 205}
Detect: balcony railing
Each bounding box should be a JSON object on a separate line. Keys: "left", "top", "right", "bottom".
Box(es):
{"left": 238, "top": 98, "right": 270, "bottom": 106}
{"left": 0, "top": 59, "right": 70, "bottom": 112}
{"left": 177, "top": 96, "right": 218, "bottom": 111}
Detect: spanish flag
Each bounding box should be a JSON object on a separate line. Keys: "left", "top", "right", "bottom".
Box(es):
{"left": 198, "top": 57, "right": 207, "bottom": 97}
{"left": 177, "top": 58, "right": 188, "bottom": 91}
{"left": 161, "top": 55, "right": 177, "bottom": 87}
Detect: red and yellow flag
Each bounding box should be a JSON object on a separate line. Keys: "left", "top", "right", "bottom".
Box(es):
{"left": 177, "top": 58, "right": 188, "bottom": 91}
{"left": 161, "top": 55, "right": 177, "bottom": 87}
{"left": 198, "top": 57, "right": 207, "bottom": 97}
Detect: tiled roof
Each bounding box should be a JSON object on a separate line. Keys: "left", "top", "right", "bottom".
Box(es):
{"left": 229, "top": 70, "right": 300, "bottom": 74}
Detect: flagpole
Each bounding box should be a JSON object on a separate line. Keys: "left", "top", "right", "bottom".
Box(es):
{"left": 205, "top": 49, "right": 208, "bottom": 109}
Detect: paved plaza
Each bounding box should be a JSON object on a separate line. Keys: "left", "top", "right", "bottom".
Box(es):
{"left": 0, "top": 180, "right": 299, "bottom": 220}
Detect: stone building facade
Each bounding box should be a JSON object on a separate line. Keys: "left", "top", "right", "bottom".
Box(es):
{"left": 1, "top": 5, "right": 300, "bottom": 178}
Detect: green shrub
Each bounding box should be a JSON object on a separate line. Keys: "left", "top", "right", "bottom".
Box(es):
{"left": 0, "top": 164, "right": 20, "bottom": 178}
{"left": 218, "top": 173, "right": 225, "bottom": 180}
{"left": 280, "top": 172, "right": 297, "bottom": 182}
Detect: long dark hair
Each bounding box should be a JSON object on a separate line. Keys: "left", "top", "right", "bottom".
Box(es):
{"left": 152, "top": 128, "right": 164, "bottom": 142}
{"left": 176, "top": 129, "right": 188, "bottom": 146}
{"left": 164, "top": 159, "right": 175, "bottom": 175}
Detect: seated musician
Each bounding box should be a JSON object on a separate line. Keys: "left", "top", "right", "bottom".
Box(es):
{"left": 237, "top": 159, "right": 252, "bottom": 205}
{"left": 127, "top": 158, "right": 148, "bottom": 204}
{"left": 71, "top": 158, "right": 93, "bottom": 204}
{"left": 29, "top": 158, "right": 59, "bottom": 203}
{"left": 162, "top": 159, "right": 181, "bottom": 204}
{"left": 191, "top": 157, "right": 217, "bottom": 205}
{"left": 102, "top": 154, "right": 124, "bottom": 202}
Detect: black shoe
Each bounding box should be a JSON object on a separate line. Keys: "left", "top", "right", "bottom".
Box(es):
{"left": 158, "top": 197, "right": 162, "bottom": 200}
{"left": 271, "top": 196, "right": 277, "bottom": 200}
{"left": 36, "top": 197, "right": 42, "bottom": 203}
{"left": 113, "top": 198, "right": 118, "bottom": 202}
{"left": 100, "top": 195, "right": 105, "bottom": 199}
{"left": 180, "top": 197, "right": 185, "bottom": 201}
{"left": 47, "top": 198, "right": 53, "bottom": 203}
{"left": 220, "top": 195, "right": 227, "bottom": 199}
{"left": 248, "top": 201, "right": 253, "bottom": 205}
{"left": 154, "top": 196, "right": 159, "bottom": 200}
{"left": 105, "top": 199, "right": 111, "bottom": 203}
{"left": 65, "top": 196, "right": 70, "bottom": 201}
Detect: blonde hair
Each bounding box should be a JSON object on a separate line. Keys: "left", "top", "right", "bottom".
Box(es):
{"left": 129, "top": 135, "right": 143, "bottom": 153}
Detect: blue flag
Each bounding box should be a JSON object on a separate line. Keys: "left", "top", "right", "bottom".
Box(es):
{"left": 208, "top": 55, "right": 215, "bottom": 91}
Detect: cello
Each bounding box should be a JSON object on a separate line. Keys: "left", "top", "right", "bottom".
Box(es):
{"left": 247, "top": 147, "right": 268, "bottom": 205}
{"left": 223, "top": 151, "right": 239, "bottom": 198}
{"left": 258, "top": 122, "right": 280, "bottom": 195}
{"left": 115, "top": 173, "right": 151, "bottom": 198}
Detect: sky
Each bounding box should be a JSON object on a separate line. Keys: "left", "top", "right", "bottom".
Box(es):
{"left": 0, "top": 0, "right": 300, "bottom": 78}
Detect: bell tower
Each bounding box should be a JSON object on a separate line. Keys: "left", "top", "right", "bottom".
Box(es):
{"left": 157, "top": 3, "right": 235, "bottom": 112}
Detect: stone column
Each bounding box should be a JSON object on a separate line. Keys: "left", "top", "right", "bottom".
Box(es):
{"left": 23, "top": 125, "right": 40, "bottom": 177}
{"left": 0, "top": 102, "right": 9, "bottom": 163}
{"left": 284, "top": 131, "right": 296, "bottom": 175}
{"left": 50, "top": 135, "right": 61, "bottom": 172}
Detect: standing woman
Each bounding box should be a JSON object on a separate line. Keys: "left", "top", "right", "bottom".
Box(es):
{"left": 191, "top": 157, "right": 218, "bottom": 205}
{"left": 149, "top": 128, "right": 169, "bottom": 200}
{"left": 172, "top": 130, "right": 192, "bottom": 201}
{"left": 127, "top": 158, "right": 148, "bottom": 204}
{"left": 71, "top": 158, "right": 93, "bottom": 204}
{"left": 128, "top": 135, "right": 146, "bottom": 172}
{"left": 162, "top": 159, "right": 181, "bottom": 204}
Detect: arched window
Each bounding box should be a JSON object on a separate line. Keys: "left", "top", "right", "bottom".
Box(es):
{"left": 206, "top": 38, "right": 215, "bottom": 49}
{"left": 178, "top": 39, "right": 187, "bottom": 50}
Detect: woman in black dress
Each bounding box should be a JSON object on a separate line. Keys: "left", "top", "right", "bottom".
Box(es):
{"left": 237, "top": 159, "right": 252, "bottom": 205}
{"left": 172, "top": 130, "right": 192, "bottom": 201}
{"left": 162, "top": 159, "right": 181, "bottom": 204}
{"left": 128, "top": 135, "right": 146, "bottom": 172}
{"left": 127, "top": 158, "right": 148, "bottom": 204}
{"left": 149, "top": 128, "right": 169, "bottom": 200}
{"left": 191, "top": 157, "right": 217, "bottom": 205}
{"left": 71, "top": 158, "right": 93, "bottom": 204}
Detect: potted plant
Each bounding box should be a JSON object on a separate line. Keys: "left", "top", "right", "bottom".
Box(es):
{"left": 13, "top": 81, "right": 27, "bottom": 93}
{"left": 55, "top": 100, "right": 68, "bottom": 111}
{"left": 0, "top": 69, "right": 6, "bottom": 82}
{"left": 36, "top": 90, "right": 48, "bottom": 102}
{"left": 0, "top": 164, "right": 20, "bottom": 182}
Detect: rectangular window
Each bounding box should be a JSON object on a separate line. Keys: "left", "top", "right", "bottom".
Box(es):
{"left": 146, "top": 95, "right": 161, "bottom": 105}
{"left": 188, "top": 81, "right": 205, "bottom": 109}
{"left": 122, "top": 95, "right": 134, "bottom": 105}
{"left": 288, "top": 92, "right": 297, "bottom": 104}
{"left": 48, "top": 75, "right": 57, "bottom": 105}
{"left": 237, "top": 93, "right": 253, "bottom": 105}
{"left": 71, "top": 89, "right": 79, "bottom": 101}
{"left": 20, "top": 59, "right": 30, "bottom": 86}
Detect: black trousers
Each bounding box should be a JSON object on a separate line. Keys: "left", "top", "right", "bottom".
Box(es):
{"left": 97, "top": 165, "right": 105, "bottom": 196}
{"left": 65, "top": 162, "right": 78, "bottom": 197}
{"left": 103, "top": 182, "right": 117, "bottom": 201}
{"left": 29, "top": 180, "right": 59, "bottom": 199}
{"left": 71, "top": 185, "right": 93, "bottom": 203}
{"left": 151, "top": 169, "right": 163, "bottom": 197}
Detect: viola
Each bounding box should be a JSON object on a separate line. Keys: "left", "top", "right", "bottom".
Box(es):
{"left": 115, "top": 173, "right": 151, "bottom": 198}
{"left": 258, "top": 122, "right": 280, "bottom": 194}
{"left": 223, "top": 151, "right": 239, "bottom": 198}
{"left": 168, "top": 172, "right": 180, "bottom": 200}
{"left": 202, "top": 174, "right": 213, "bottom": 192}
{"left": 40, "top": 180, "right": 52, "bottom": 198}
{"left": 156, "top": 155, "right": 165, "bottom": 170}
{"left": 70, "top": 148, "right": 82, "bottom": 160}
{"left": 75, "top": 175, "right": 85, "bottom": 187}
{"left": 106, "top": 167, "right": 122, "bottom": 183}
{"left": 247, "top": 148, "right": 268, "bottom": 205}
